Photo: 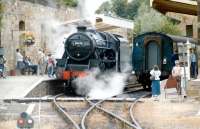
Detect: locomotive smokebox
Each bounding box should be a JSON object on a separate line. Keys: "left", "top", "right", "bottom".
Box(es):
{"left": 77, "top": 26, "right": 87, "bottom": 32}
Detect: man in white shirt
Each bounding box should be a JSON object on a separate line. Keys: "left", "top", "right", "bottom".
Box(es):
{"left": 16, "top": 49, "right": 24, "bottom": 75}
{"left": 38, "top": 49, "right": 47, "bottom": 75}
{"left": 172, "top": 60, "right": 182, "bottom": 95}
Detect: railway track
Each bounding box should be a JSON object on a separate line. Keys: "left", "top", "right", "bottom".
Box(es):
{"left": 53, "top": 93, "right": 80, "bottom": 129}
{"left": 52, "top": 84, "right": 150, "bottom": 129}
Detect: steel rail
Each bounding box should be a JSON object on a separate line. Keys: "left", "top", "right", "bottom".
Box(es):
{"left": 53, "top": 94, "right": 81, "bottom": 129}
{"left": 87, "top": 99, "right": 138, "bottom": 128}
{"left": 129, "top": 94, "right": 151, "bottom": 129}
{"left": 81, "top": 89, "right": 146, "bottom": 129}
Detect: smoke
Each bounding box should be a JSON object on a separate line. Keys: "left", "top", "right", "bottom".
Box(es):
{"left": 37, "top": 0, "right": 108, "bottom": 57}
{"left": 38, "top": 0, "right": 103, "bottom": 57}
{"left": 73, "top": 68, "right": 130, "bottom": 99}
{"left": 41, "top": 19, "right": 77, "bottom": 58}
{"left": 77, "top": 0, "right": 109, "bottom": 26}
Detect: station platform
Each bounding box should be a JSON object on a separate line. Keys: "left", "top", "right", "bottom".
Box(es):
{"left": 0, "top": 76, "right": 53, "bottom": 99}
{"left": 160, "top": 74, "right": 200, "bottom": 101}
{"left": 160, "top": 80, "right": 180, "bottom": 100}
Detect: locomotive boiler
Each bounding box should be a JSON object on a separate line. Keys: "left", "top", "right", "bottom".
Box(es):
{"left": 56, "top": 26, "right": 121, "bottom": 92}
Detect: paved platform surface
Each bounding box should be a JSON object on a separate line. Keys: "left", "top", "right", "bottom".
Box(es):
{"left": 0, "top": 76, "right": 52, "bottom": 99}
{"left": 160, "top": 74, "right": 200, "bottom": 101}
{"left": 160, "top": 79, "right": 181, "bottom": 101}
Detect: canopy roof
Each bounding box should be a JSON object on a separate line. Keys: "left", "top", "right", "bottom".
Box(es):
{"left": 150, "top": 0, "right": 197, "bottom": 16}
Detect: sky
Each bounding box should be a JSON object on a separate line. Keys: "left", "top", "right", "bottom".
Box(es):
{"left": 84, "top": 0, "right": 109, "bottom": 16}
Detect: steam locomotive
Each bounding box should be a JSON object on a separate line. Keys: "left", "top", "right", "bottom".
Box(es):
{"left": 56, "top": 26, "right": 124, "bottom": 93}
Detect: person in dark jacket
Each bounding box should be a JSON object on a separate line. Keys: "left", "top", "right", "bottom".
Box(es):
{"left": 171, "top": 50, "right": 179, "bottom": 67}
{"left": 0, "top": 55, "right": 6, "bottom": 78}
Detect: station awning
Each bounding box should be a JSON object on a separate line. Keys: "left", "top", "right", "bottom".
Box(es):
{"left": 168, "top": 34, "right": 197, "bottom": 44}
{"left": 60, "top": 15, "right": 134, "bottom": 31}
{"left": 95, "top": 14, "right": 134, "bottom": 31}
{"left": 150, "top": 0, "right": 197, "bottom": 16}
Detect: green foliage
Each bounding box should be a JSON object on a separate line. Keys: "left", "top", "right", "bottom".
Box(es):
{"left": 0, "top": 2, "right": 3, "bottom": 28}
{"left": 96, "top": 0, "right": 143, "bottom": 20}
{"left": 111, "top": 0, "right": 127, "bottom": 18}
{"left": 133, "top": 3, "right": 182, "bottom": 36}
{"left": 58, "top": 0, "right": 78, "bottom": 7}
{"left": 97, "top": 0, "right": 182, "bottom": 36}
{"left": 96, "top": 1, "right": 111, "bottom": 15}
{"left": 126, "top": 0, "right": 141, "bottom": 20}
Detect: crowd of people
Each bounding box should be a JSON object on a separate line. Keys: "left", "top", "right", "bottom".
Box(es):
{"left": 15, "top": 48, "right": 56, "bottom": 78}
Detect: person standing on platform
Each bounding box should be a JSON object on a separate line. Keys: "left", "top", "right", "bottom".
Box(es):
{"left": 172, "top": 60, "right": 182, "bottom": 95}
{"left": 150, "top": 65, "right": 161, "bottom": 100}
{"left": 0, "top": 55, "right": 6, "bottom": 78}
{"left": 16, "top": 49, "right": 24, "bottom": 75}
{"left": 190, "top": 49, "right": 197, "bottom": 79}
{"left": 38, "top": 49, "right": 46, "bottom": 75}
{"left": 47, "top": 54, "right": 55, "bottom": 78}
{"left": 171, "top": 50, "right": 179, "bottom": 67}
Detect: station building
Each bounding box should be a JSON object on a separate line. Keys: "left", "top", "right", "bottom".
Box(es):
{"left": 151, "top": 0, "right": 200, "bottom": 98}
{"left": 151, "top": 0, "right": 199, "bottom": 68}
{"left": 151, "top": 0, "right": 198, "bottom": 43}
{"left": 0, "top": 0, "right": 79, "bottom": 73}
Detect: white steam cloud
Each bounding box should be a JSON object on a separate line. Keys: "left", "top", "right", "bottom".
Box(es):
{"left": 42, "top": 20, "right": 77, "bottom": 58}
{"left": 73, "top": 68, "right": 130, "bottom": 99}
{"left": 38, "top": 0, "right": 99, "bottom": 58}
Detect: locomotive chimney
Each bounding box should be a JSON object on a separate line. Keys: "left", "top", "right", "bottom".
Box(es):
{"left": 77, "top": 26, "right": 87, "bottom": 32}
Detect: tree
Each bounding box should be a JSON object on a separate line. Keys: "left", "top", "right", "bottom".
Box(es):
{"left": 96, "top": 0, "right": 146, "bottom": 20}
{"left": 96, "top": 1, "right": 112, "bottom": 15}
{"left": 57, "top": 0, "right": 78, "bottom": 7}
{"left": 133, "top": 3, "right": 182, "bottom": 36}
{"left": 111, "top": 0, "right": 127, "bottom": 18}
{"left": 0, "top": 2, "right": 3, "bottom": 47}
{"left": 0, "top": 2, "right": 3, "bottom": 28}
{"left": 126, "top": 0, "right": 141, "bottom": 20}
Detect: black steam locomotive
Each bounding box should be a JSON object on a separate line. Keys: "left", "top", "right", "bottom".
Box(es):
{"left": 56, "top": 26, "right": 121, "bottom": 84}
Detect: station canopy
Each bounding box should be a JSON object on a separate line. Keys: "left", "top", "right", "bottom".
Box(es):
{"left": 95, "top": 14, "right": 133, "bottom": 31}
{"left": 150, "top": 0, "right": 197, "bottom": 16}
{"left": 60, "top": 14, "right": 134, "bottom": 31}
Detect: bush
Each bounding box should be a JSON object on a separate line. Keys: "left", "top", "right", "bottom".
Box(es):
{"left": 133, "top": 3, "right": 182, "bottom": 36}
{"left": 57, "top": 0, "right": 78, "bottom": 7}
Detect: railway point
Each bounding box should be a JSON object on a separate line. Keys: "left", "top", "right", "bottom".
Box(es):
{"left": 0, "top": 0, "right": 200, "bottom": 129}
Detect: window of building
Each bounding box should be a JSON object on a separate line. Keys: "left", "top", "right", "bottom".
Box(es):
{"left": 186, "top": 25, "right": 193, "bottom": 37}
{"left": 19, "top": 21, "right": 25, "bottom": 31}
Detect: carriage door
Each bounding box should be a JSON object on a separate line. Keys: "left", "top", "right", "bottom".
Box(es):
{"left": 146, "top": 41, "right": 160, "bottom": 70}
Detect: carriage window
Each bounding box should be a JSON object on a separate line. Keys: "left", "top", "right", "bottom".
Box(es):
{"left": 186, "top": 25, "right": 193, "bottom": 37}
{"left": 19, "top": 21, "right": 25, "bottom": 31}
